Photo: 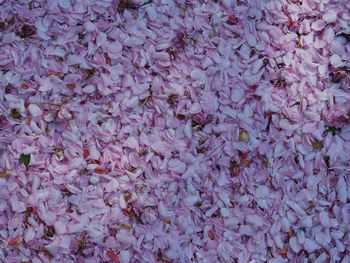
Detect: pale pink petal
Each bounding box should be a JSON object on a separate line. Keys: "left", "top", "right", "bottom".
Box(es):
{"left": 311, "top": 20, "right": 326, "bottom": 31}
{"left": 28, "top": 104, "right": 42, "bottom": 117}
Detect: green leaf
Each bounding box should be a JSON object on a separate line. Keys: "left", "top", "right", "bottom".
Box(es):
{"left": 20, "top": 153, "right": 30, "bottom": 168}
{"left": 324, "top": 126, "right": 341, "bottom": 136}
{"left": 194, "top": 201, "right": 202, "bottom": 208}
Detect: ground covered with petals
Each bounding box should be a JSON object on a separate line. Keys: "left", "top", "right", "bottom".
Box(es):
{"left": 1, "top": 0, "right": 350, "bottom": 262}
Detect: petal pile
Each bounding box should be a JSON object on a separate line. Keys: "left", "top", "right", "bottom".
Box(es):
{"left": 0, "top": 0, "right": 350, "bottom": 262}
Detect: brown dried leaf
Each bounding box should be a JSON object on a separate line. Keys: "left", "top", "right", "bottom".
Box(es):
{"left": 0, "top": 172, "right": 10, "bottom": 179}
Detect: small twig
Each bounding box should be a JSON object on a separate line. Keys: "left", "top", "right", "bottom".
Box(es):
{"left": 33, "top": 102, "right": 60, "bottom": 106}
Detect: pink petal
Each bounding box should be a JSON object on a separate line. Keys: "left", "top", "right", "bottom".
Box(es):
{"left": 190, "top": 69, "right": 206, "bottom": 81}
{"left": 28, "top": 104, "right": 42, "bottom": 117}
{"left": 311, "top": 20, "right": 326, "bottom": 31}
{"left": 304, "top": 238, "right": 320, "bottom": 252}
{"left": 151, "top": 141, "right": 168, "bottom": 154}
{"left": 82, "top": 84, "right": 96, "bottom": 93}
{"left": 322, "top": 11, "right": 337, "bottom": 23}
{"left": 289, "top": 237, "right": 301, "bottom": 253}
{"left": 54, "top": 221, "right": 67, "bottom": 235}
{"left": 319, "top": 211, "right": 331, "bottom": 227}
{"left": 107, "top": 42, "right": 123, "bottom": 54}
{"left": 330, "top": 54, "right": 342, "bottom": 68}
